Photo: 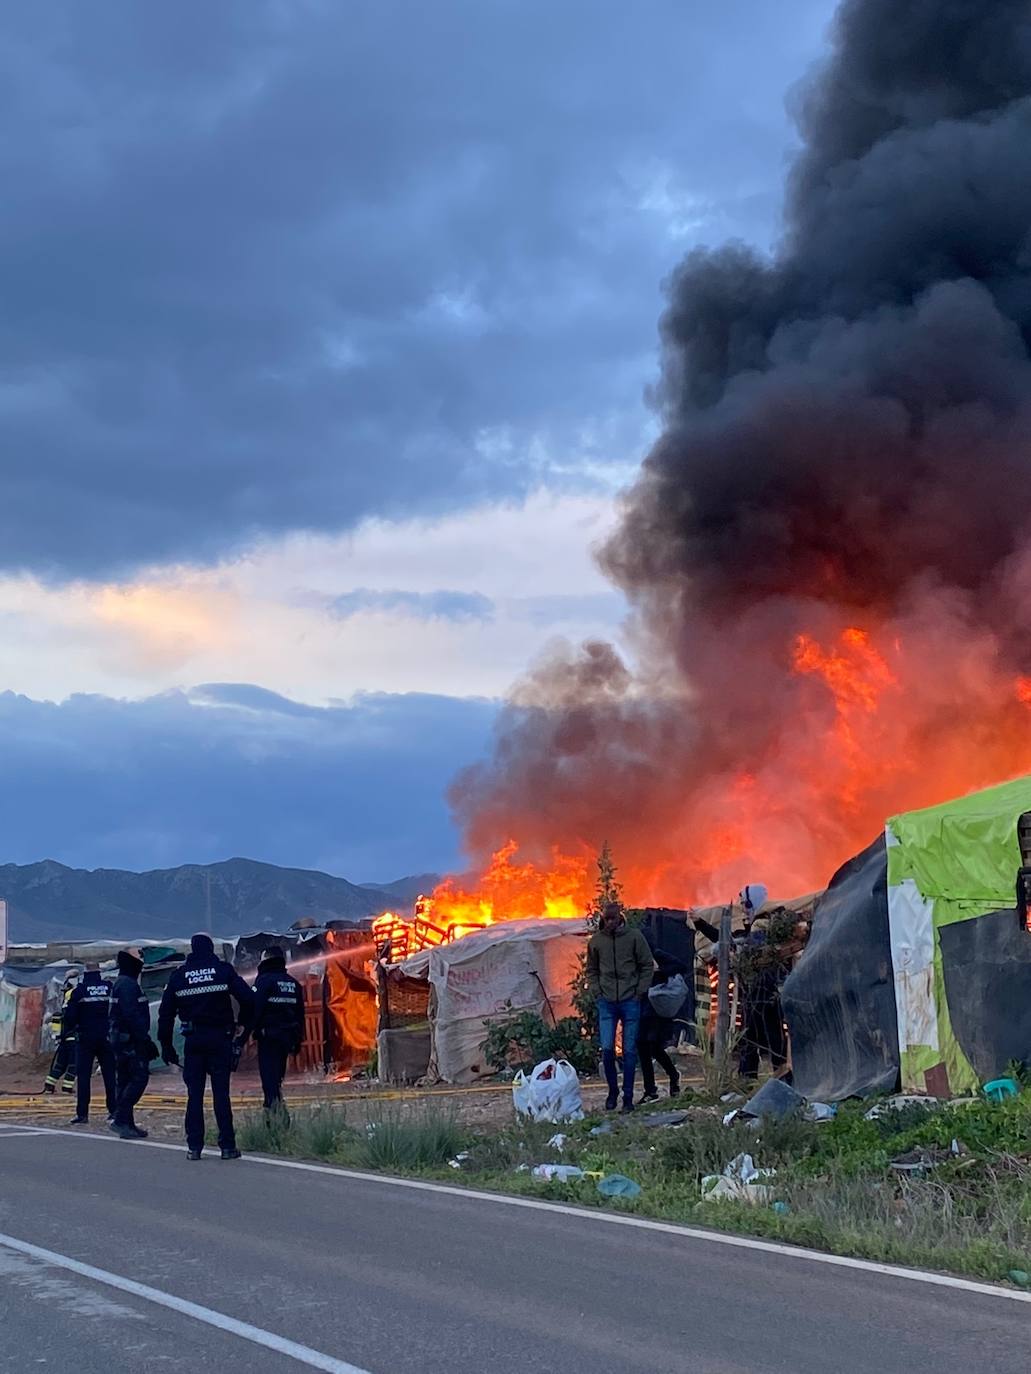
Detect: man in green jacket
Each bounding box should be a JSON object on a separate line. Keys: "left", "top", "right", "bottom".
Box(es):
{"left": 586, "top": 903, "right": 654, "bottom": 1113}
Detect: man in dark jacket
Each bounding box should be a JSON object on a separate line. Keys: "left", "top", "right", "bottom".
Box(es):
{"left": 158, "top": 933, "right": 254, "bottom": 1161}
{"left": 638, "top": 946, "right": 687, "bottom": 1103}
{"left": 249, "top": 946, "right": 304, "bottom": 1121}
{"left": 109, "top": 949, "right": 153, "bottom": 1140}
{"left": 64, "top": 964, "right": 116, "bottom": 1125}
{"left": 586, "top": 903, "right": 654, "bottom": 1113}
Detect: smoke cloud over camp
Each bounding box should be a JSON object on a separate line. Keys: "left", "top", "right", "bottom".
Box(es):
{"left": 441, "top": 0, "right": 1031, "bottom": 913}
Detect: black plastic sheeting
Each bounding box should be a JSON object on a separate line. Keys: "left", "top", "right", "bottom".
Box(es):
{"left": 940, "top": 907, "right": 1031, "bottom": 1080}
{"left": 782, "top": 836, "right": 899, "bottom": 1101}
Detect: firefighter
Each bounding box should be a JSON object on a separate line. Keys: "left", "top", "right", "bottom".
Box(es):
{"left": 109, "top": 948, "right": 154, "bottom": 1140}
{"left": 41, "top": 972, "right": 80, "bottom": 1096}
{"left": 158, "top": 933, "right": 254, "bottom": 1161}
{"left": 248, "top": 945, "right": 304, "bottom": 1123}
{"left": 65, "top": 963, "right": 116, "bottom": 1125}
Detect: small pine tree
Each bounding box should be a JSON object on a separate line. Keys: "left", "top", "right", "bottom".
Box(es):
{"left": 569, "top": 841, "right": 625, "bottom": 1045}
{"left": 587, "top": 840, "right": 623, "bottom": 927}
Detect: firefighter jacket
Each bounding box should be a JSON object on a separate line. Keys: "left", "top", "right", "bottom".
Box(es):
{"left": 251, "top": 956, "right": 304, "bottom": 1048}
{"left": 63, "top": 971, "right": 113, "bottom": 1038}
{"left": 158, "top": 952, "right": 254, "bottom": 1047}
{"left": 49, "top": 979, "right": 78, "bottom": 1040}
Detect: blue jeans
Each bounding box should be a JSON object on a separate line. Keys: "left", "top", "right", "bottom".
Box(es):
{"left": 597, "top": 997, "right": 641, "bottom": 1104}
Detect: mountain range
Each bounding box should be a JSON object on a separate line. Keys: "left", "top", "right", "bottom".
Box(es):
{"left": 0, "top": 857, "right": 441, "bottom": 944}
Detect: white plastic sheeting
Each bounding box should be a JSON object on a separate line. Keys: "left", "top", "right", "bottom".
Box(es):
{"left": 885, "top": 829, "right": 940, "bottom": 1059}
{"left": 397, "top": 917, "right": 589, "bottom": 1084}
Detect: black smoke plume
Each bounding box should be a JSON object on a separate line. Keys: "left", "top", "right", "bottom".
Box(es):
{"left": 451, "top": 0, "right": 1031, "bottom": 902}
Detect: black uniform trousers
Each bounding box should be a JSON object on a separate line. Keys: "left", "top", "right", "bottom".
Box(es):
{"left": 76, "top": 1033, "right": 117, "bottom": 1118}
{"left": 257, "top": 1034, "right": 291, "bottom": 1115}
{"left": 113, "top": 1046, "right": 150, "bottom": 1126}
{"left": 183, "top": 1027, "right": 236, "bottom": 1152}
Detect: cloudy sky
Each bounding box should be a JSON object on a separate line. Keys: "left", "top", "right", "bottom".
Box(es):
{"left": 1, "top": 0, "right": 835, "bottom": 879}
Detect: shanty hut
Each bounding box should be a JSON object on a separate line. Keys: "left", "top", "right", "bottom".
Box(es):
{"left": 783, "top": 774, "right": 1031, "bottom": 1100}
{"left": 386, "top": 917, "right": 590, "bottom": 1084}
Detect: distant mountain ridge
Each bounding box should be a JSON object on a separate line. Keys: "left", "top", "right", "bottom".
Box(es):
{"left": 0, "top": 857, "right": 442, "bottom": 944}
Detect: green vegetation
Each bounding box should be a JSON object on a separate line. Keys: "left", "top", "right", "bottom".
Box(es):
{"left": 480, "top": 1007, "right": 598, "bottom": 1076}
{"left": 237, "top": 1085, "right": 1031, "bottom": 1287}
{"left": 238, "top": 1101, "right": 465, "bottom": 1171}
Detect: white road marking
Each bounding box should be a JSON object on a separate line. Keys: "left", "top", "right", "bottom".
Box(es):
{"left": 0, "top": 1231, "right": 373, "bottom": 1374}
{"left": 8, "top": 1125, "right": 1031, "bottom": 1306}
{"left": 0, "top": 1129, "right": 46, "bottom": 1138}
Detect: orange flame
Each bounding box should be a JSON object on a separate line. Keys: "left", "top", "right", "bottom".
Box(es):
{"left": 430, "top": 619, "right": 1031, "bottom": 924}
{"left": 424, "top": 839, "right": 591, "bottom": 929}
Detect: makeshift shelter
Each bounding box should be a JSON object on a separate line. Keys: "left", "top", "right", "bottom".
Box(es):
{"left": 0, "top": 964, "right": 76, "bottom": 1056}
{"left": 234, "top": 921, "right": 377, "bottom": 1075}
{"left": 783, "top": 774, "right": 1031, "bottom": 1101}
{"left": 392, "top": 917, "right": 590, "bottom": 1084}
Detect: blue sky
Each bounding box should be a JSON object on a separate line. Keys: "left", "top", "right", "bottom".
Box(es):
{"left": 0, "top": 0, "right": 836, "bottom": 878}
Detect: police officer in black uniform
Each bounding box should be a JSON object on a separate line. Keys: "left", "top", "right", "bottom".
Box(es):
{"left": 65, "top": 963, "right": 116, "bottom": 1125}
{"left": 249, "top": 945, "right": 304, "bottom": 1122}
{"left": 158, "top": 933, "right": 254, "bottom": 1161}
{"left": 109, "top": 948, "right": 153, "bottom": 1140}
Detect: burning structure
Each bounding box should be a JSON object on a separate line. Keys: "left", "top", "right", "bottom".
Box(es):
{"left": 427, "top": 0, "right": 1031, "bottom": 923}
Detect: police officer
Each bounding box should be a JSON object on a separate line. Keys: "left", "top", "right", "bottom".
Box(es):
{"left": 249, "top": 945, "right": 304, "bottom": 1123}
{"left": 158, "top": 933, "right": 254, "bottom": 1161}
{"left": 65, "top": 963, "right": 116, "bottom": 1125}
{"left": 41, "top": 972, "right": 79, "bottom": 1096}
{"left": 109, "top": 948, "right": 154, "bottom": 1140}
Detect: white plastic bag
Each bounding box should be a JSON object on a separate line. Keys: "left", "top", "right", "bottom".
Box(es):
{"left": 647, "top": 973, "right": 688, "bottom": 1019}
{"left": 512, "top": 1057, "right": 584, "bottom": 1123}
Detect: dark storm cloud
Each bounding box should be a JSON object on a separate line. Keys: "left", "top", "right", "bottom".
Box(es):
{"left": 0, "top": 686, "right": 496, "bottom": 877}
{"left": 0, "top": 0, "right": 832, "bottom": 578}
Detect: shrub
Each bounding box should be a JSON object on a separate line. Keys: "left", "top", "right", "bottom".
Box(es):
{"left": 356, "top": 1106, "right": 465, "bottom": 1171}
{"left": 481, "top": 1007, "right": 597, "bottom": 1075}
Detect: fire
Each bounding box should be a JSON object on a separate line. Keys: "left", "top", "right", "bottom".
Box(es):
{"left": 434, "top": 620, "right": 1031, "bottom": 921}
{"left": 424, "top": 839, "right": 591, "bottom": 929}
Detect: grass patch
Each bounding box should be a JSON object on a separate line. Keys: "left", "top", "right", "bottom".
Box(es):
{"left": 357, "top": 1105, "right": 465, "bottom": 1171}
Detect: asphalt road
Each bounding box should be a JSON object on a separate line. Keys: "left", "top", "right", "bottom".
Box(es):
{"left": 0, "top": 1124, "right": 1028, "bottom": 1374}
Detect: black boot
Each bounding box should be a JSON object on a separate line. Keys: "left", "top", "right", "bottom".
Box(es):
{"left": 669, "top": 1072, "right": 681, "bottom": 1097}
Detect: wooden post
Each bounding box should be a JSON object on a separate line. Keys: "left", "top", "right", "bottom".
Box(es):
{"left": 714, "top": 902, "right": 732, "bottom": 1071}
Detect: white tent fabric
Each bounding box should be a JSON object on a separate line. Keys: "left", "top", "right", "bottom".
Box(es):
{"left": 397, "top": 917, "right": 590, "bottom": 1084}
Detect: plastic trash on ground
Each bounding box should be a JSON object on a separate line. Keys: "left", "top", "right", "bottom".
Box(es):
{"left": 864, "top": 1095, "right": 940, "bottom": 1120}
{"left": 804, "top": 1102, "right": 838, "bottom": 1123}
{"left": 589, "top": 1120, "right": 613, "bottom": 1136}
{"left": 983, "top": 1077, "right": 1018, "bottom": 1103}
{"left": 596, "top": 1173, "right": 641, "bottom": 1198}
{"left": 701, "top": 1153, "right": 776, "bottom": 1204}
{"left": 512, "top": 1058, "right": 585, "bottom": 1123}
{"left": 740, "top": 1078, "right": 804, "bottom": 1123}
{"left": 447, "top": 1151, "right": 470, "bottom": 1170}
{"left": 531, "top": 1163, "right": 585, "bottom": 1182}
{"left": 640, "top": 1110, "right": 689, "bottom": 1129}
{"left": 546, "top": 1133, "right": 568, "bottom": 1151}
